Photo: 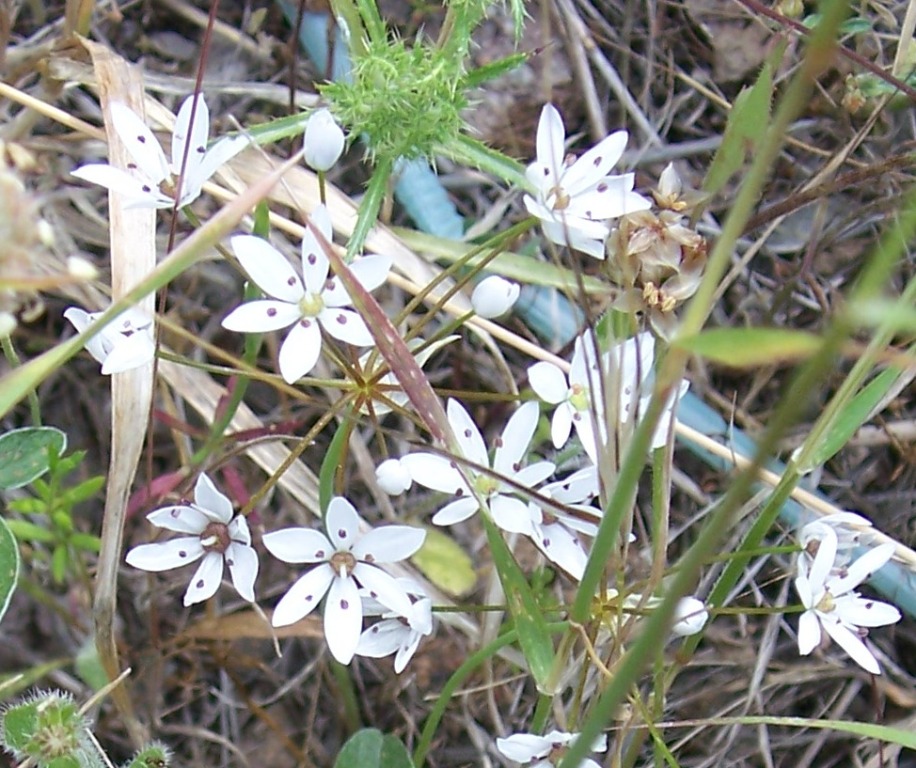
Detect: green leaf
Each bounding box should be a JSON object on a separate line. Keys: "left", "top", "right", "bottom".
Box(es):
{"left": 5, "top": 519, "right": 55, "bottom": 542}
{"left": 0, "top": 427, "right": 67, "bottom": 490}
{"left": 703, "top": 53, "right": 778, "bottom": 196}
{"left": 800, "top": 366, "right": 902, "bottom": 470}
{"left": 849, "top": 296, "right": 916, "bottom": 331}
{"left": 442, "top": 134, "right": 529, "bottom": 191}
{"left": 481, "top": 515, "right": 554, "bottom": 692}
{"left": 0, "top": 516, "right": 19, "bottom": 625}
{"left": 411, "top": 526, "right": 476, "bottom": 597}
{"left": 334, "top": 728, "right": 414, "bottom": 768}
{"left": 75, "top": 636, "right": 110, "bottom": 693}
{"left": 673, "top": 327, "right": 821, "bottom": 368}
{"left": 347, "top": 155, "right": 393, "bottom": 258}
{"left": 122, "top": 742, "right": 171, "bottom": 768}
{"left": 319, "top": 415, "right": 352, "bottom": 516}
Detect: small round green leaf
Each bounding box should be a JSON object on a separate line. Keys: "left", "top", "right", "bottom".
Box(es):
{"left": 0, "top": 427, "right": 67, "bottom": 490}
{"left": 0, "top": 516, "right": 19, "bottom": 625}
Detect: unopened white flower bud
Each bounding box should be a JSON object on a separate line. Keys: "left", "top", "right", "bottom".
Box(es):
{"left": 67, "top": 256, "right": 97, "bottom": 280}
{"left": 304, "top": 108, "right": 345, "bottom": 172}
{"left": 0, "top": 311, "right": 16, "bottom": 336}
{"left": 376, "top": 458, "right": 412, "bottom": 495}
{"left": 671, "top": 596, "right": 708, "bottom": 636}
{"left": 471, "top": 275, "right": 519, "bottom": 319}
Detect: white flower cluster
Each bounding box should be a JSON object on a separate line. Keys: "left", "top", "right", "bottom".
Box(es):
{"left": 793, "top": 514, "right": 900, "bottom": 674}
{"left": 125, "top": 477, "right": 430, "bottom": 671}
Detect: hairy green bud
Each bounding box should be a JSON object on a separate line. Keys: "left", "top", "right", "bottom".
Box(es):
{"left": 321, "top": 37, "right": 466, "bottom": 162}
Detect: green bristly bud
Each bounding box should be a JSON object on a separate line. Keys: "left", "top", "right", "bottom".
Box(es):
{"left": 321, "top": 37, "right": 466, "bottom": 162}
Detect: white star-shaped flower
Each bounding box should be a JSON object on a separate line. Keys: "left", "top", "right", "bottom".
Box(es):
{"left": 523, "top": 103, "right": 650, "bottom": 259}
{"left": 64, "top": 305, "right": 155, "bottom": 375}
{"left": 356, "top": 579, "right": 433, "bottom": 673}
{"left": 125, "top": 474, "right": 258, "bottom": 607}
{"left": 72, "top": 95, "right": 248, "bottom": 209}
{"left": 400, "top": 399, "right": 555, "bottom": 531}
{"left": 799, "top": 511, "right": 873, "bottom": 570}
{"left": 529, "top": 332, "right": 604, "bottom": 463}
{"left": 496, "top": 729, "right": 607, "bottom": 768}
{"left": 221, "top": 204, "right": 392, "bottom": 383}
{"left": 794, "top": 527, "right": 900, "bottom": 674}
{"left": 263, "top": 496, "right": 425, "bottom": 665}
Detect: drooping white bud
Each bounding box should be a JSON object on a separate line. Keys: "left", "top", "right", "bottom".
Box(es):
{"left": 376, "top": 458, "right": 412, "bottom": 496}
{"left": 671, "top": 596, "right": 708, "bottom": 636}
{"left": 471, "top": 275, "right": 519, "bottom": 319}
{"left": 304, "top": 108, "right": 345, "bottom": 172}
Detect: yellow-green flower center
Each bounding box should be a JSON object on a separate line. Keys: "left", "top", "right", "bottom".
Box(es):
{"left": 299, "top": 292, "right": 325, "bottom": 317}
{"left": 569, "top": 383, "right": 590, "bottom": 412}
{"left": 474, "top": 474, "right": 499, "bottom": 497}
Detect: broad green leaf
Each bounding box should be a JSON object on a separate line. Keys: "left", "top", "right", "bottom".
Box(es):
{"left": 411, "top": 526, "right": 476, "bottom": 597}
{"left": 334, "top": 728, "right": 414, "bottom": 768}
{"left": 0, "top": 427, "right": 66, "bottom": 490}
{"left": 481, "top": 515, "right": 554, "bottom": 692}
{"left": 703, "top": 53, "right": 777, "bottom": 196}
{"left": 800, "top": 366, "right": 902, "bottom": 471}
{"left": 674, "top": 327, "right": 821, "bottom": 368}
{"left": 0, "top": 516, "right": 18, "bottom": 625}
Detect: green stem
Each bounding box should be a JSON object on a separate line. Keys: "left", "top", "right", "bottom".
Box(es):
{"left": 329, "top": 659, "right": 362, "bottom": 733}
{"left": 1, "top": 336, "right": 41, "bottom": 425}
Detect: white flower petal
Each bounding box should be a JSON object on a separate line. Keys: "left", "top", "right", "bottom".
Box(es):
{"left": 490, "top": 495, "right": 534, "bottom": 535}
{"left": 534, "top": 104, "right": 566, "bottom": 182}
{"left": 496, "top": 733, "right": 552, "bottom": 762}
{"left": 271, "top": 564, "right": 334, "bottom": 627}
{"left": 171, "top": 95, "right": 210, "bottom": 180}
{"left": 226, "top": 542, "right": 258, "bottom": 602}
{"left": 551, "top": 404, "right": 574, "bottom": 449}
{"left": 353, "top": 525, "right": 425, "bottom": 563}
{"left": 393, "top": 628, "right": 423, "bottom": 673}
{"left": 529, "top": 362, "right": 568, "bottom": 404}
{"left": 828, "top": 542, "right": 895, "bottom": 596}
{"left": 357, "top": 619, "right": 406, "bottom": 658}
{"left": 352, "top": 563, "right": 412, "bottom": 616}
{"left": 325, "top": 497, "right": 362, "bottom": 550}
{"left": 221, "top": 300, "right": 302, "bottom": 333}
{"left": 833, "top": 594, "right": 901, "bottom": 628}
{"left": 99, "top": 332, "right": 155, "bottom": 374}
{"left": 821, "top": 616, "right": 882, "bottom": 674}
{"left": 70, "top": 164, "right": 170, "bottom": 207}
{"left": 447, "top": 398, "right": 488, "bottom": 466}
{"left": 182, "top": 551, "right": 224, "bottom": 606}
{"left": 263, "top": 527, "right": 334, "bottom": 563}
{"left": 324, "top": 252, "right": 391, "bottom": 306}
{"left": 796, "top": 609, "right": 821, "bottom": 655}
{"left": 228, "top": 516, "right": 251, "bottom": 547}
{"left": 196, "top": 135, "right": 249, "bottom": 184}
{"left": 231, "top": 235, "right": 304, "bottom": 302}
{"left": 146, "top": 505, "right": 208, "bottom": 534}
{"left": 431, "top": 497, "right": 479, "bottom": 526}
{"left": 562, "top": 131, "right": 629, "bottom": 195}
{"left": 807, "top": 525, "right": 838, "bottom": 591}
{"left": 300, "top": 216, "right": 332, "bottom": 293}
{"left": 278, "top": 318, "right": 323, "bottom": 383}
{"left": 400, "top": 454, "right": 466, "bottom": 494}
{"left": 494, "top": 401, "right": 539, "bottom": 476}
{"left": 540, "top": 218, "right": 608, "bottom": 259}
{"left": 324, "top": 574, "right": 362, "bottom": 663}
{"left": 513, "top": 460, "right": 556, "bottom": 488}
{"left": 318, "top": 307, "right": 373, "bottom": 347}
{"left": 109, "top": 102, "right": 169, "bottom": 184}
{"left": 536, "top": 522, "right": 587, "bottom": 580}
{"left": 193, "top": 473, "right": 233, "bottom": 523}
{"left": 126, "top": 537, "right": 203, "bottom": 572}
